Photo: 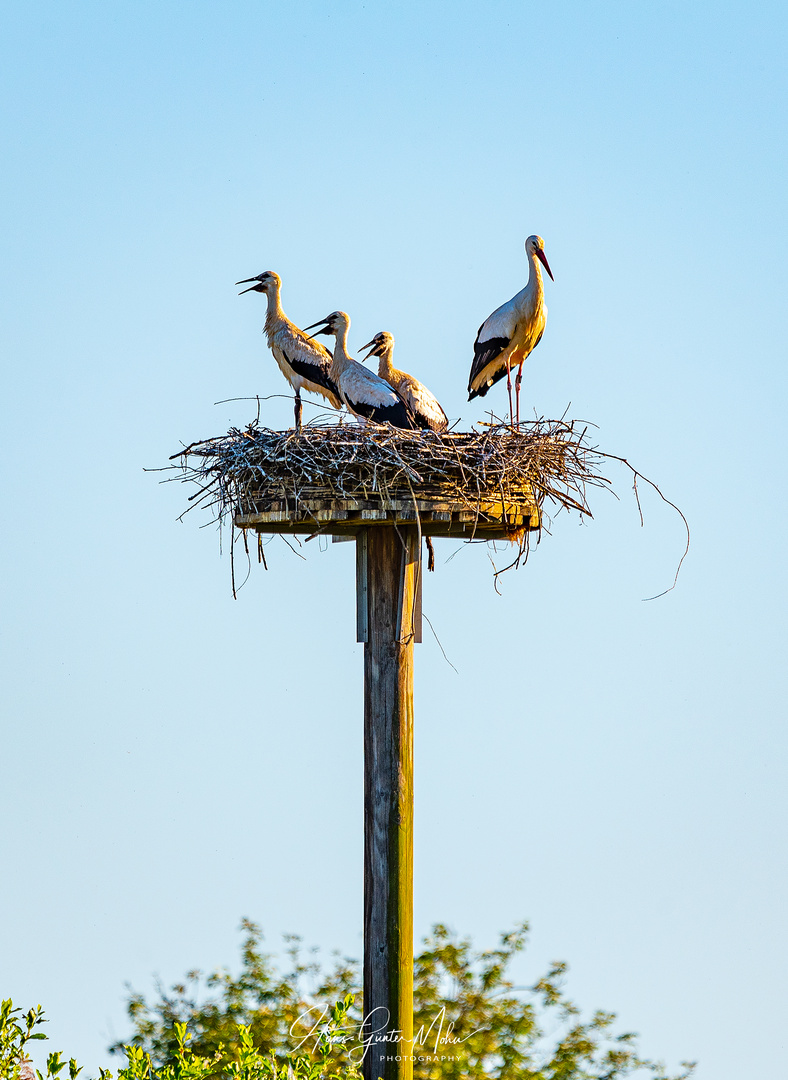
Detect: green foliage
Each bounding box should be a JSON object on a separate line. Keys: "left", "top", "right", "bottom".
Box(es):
{"left": 111, "top": 1014, "right": 361, "bottom": 1080}
{"left": 1, "top": 919, "right": 694, "bottom": 1079}
{"left": 115, "top": 920, "right": 359, "bottom": 1072}
{"left": 1, "top": 994, "right": 361, "bottom": 1080}
{"left": 115, "top": 920, "right": 696, "bottom": 1080}
{"left": 1, "top": 999, "right": 81, "bottom": 1080}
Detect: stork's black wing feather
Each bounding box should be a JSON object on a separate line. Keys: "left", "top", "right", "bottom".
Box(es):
{"left": 346, "top": 393, "right": 417, "bottom": 430}
{"left": 283, "top": 350, "right": 341, "bottom": 399}
{"left": 467, "top": 332, "right": 511, "bottom": 400}
{"left": 414, "top": 408, "right": 448, "bottom": 433}
{"left": 467, "top": 327, "right": 545, "bottom": 401}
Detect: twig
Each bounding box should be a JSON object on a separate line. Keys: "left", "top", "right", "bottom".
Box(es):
{"left": 594, "top": 450, "right": 691, "bottom": 600}
{"left": 423, "top": 614, "right": 458, "bottom": 674}
{"left": 280, "top": 535, "right": 307, "bottom": 561}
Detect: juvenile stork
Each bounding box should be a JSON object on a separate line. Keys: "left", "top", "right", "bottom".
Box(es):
{"left": 359, "top": 332, "right": 449, "bottom": 433}
{"left": 304, "top": 312, "right": 417, "bottom": 429}
{"left": 236, "top": 270, "right": 342, "bottom": 430}
{"left": 467, "top": 235, "right": 554, "bottom": 426}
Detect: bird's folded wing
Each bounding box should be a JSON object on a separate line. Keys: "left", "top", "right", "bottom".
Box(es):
{"left": 281, "top": 346, "right": 338, "bottom": 395}
{"left": 402, "top": 380, "right": 448, "bottom": 432}
{"left": 346, "top": 396, "right": 411, "bottom": 426}
{"left": 468, "top": 305, "right": 517, "bottom": 388}
{"left": 344, "top": 367, "right": 416, "bottom": 428}
{"left": 468, "top": 334, "right": 511, "bottom": 386}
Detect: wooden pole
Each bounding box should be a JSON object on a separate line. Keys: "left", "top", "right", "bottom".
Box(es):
{"left": 358, "top": 525, "right": 420, "bottom": 1080}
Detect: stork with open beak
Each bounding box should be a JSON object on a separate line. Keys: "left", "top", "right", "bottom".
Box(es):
{"left": 467, "top": 235, "right": 554, "bottom": 427}
{"left": 359, "top": 332, "right": 449, "bottom": 434}
{"left": 236, "top": 270, "right": 342, "bottom": 430}
{"left": 303, "top": 312, "right": 417, "bottom": 429}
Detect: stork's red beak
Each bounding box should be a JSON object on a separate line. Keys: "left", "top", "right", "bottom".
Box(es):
{"left": 535, "top": 249, "right": 554, "bottom": 282}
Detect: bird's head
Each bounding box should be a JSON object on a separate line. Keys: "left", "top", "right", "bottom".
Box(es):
{"left": 303, "top": 310, "right": 350, "bottom": 339}
{"left": 358, "top": 331, "right": 394, "bottom": 361}
{"left": 525, "top": 235, "right": 554, "bottom": 281}
{"left": 236, "top": 270, "right": 282, "bottom": 295}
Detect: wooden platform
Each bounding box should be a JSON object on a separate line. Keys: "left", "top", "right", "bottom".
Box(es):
{"left": 234, "top": 492, "right": 540, "bottom": 539}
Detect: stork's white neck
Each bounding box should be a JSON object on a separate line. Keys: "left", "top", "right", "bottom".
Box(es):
{"left": 515, "top": 251, "right": 544, "bottom": 312}
{"left": 377, "top": 344, "right": 396, "bottom": 381}
{"left": 329, "top": 320, "right": 353, "bottom": 378}
{"left": 265, "top": 283, "right": 285, "bottom": 320}
{"left": 529, "top": 250, "right": 544, "bottom": 291}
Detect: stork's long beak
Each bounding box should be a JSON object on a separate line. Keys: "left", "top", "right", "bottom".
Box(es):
{"left": 536, "top": 249, "right": 554, "bottom": 282}
{"left": 358, "top": 339, "right": 379, "bottom": 361}
{"left": 236, "top": 275, "right": 265, "bottom": 295}
{"left": 303, "top": 318, "right": 331, "bottom": 339}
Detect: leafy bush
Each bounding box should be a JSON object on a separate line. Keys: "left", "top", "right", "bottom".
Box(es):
{"left": 1, "top": 999, "right": 80, "bottom": 1080}
{"left": 2, "top": 919, "right": 695, "bottom": 1079}
{"left": 114, "top": 919, "right": 695, "bottom": 1080}
{"left": 1, "top": 995, "right": 361, "bottom": 1080}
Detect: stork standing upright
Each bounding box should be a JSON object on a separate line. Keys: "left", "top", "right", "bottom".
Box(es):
{"left": 236, "top": 271, "right": 342, "bottom": 430}
{"left": 359, "top": 332, "right": 449, "bottom": 433}
{"left": 304, "top": 312, "right": 417, "bottom": 429}
{"left": 467, "top": 235, "right": 554, "bottom": 426}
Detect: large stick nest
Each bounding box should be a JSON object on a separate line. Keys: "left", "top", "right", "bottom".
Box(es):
{"left": 170, "top": 417, "right": 611, "bottom": 530}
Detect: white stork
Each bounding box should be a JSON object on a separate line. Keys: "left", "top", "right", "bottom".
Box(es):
{"left": 467, "top": 235, "right": 554, "bottom": 426}
{"left": 236, "top": 270, "right": 342, "bottom": 429}
{"left": 303, "top": 312, "right": 417, "bottom": 429}
{"left": 359, "top": 332, "right": 449, "bottom": 433}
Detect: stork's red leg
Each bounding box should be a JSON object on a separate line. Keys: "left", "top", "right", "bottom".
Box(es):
{"left": 506, "top": 360, "right": 513, "bottom": 426}
{"left": 515, "top": 359, "right": 525, "bottom": 429}
{"left": 294, "top": 390, "right": 303, "bottom": 431}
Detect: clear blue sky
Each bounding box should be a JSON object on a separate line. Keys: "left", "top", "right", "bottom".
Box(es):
{"left": 1, "top": 2, "right": 786, "bottom": 1077}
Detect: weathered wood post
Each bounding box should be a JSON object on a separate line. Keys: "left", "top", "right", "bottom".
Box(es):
{"left": 357, "top": 525, "right": 421, "bottom": 1080}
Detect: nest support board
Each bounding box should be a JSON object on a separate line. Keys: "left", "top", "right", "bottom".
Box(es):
{"left": 234, "top": 491, "right": 539, "bottom": 539}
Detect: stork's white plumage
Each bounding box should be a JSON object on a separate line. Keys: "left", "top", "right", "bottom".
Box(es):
{"left": 359, "top": 332, "right": 448, "bottom": 433}
{"left": 467, "top": 235, "right": 554, "bottom": 426}
{"left": 304, "top": 312, "right": 417, "bottom": 429}
{"left": 236, "top": 270, "right": 342, "bottom": 429}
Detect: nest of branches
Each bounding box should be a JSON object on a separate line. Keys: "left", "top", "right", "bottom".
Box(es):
{"left": 170, "top": 418, "right": 610, "bottom": 532}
